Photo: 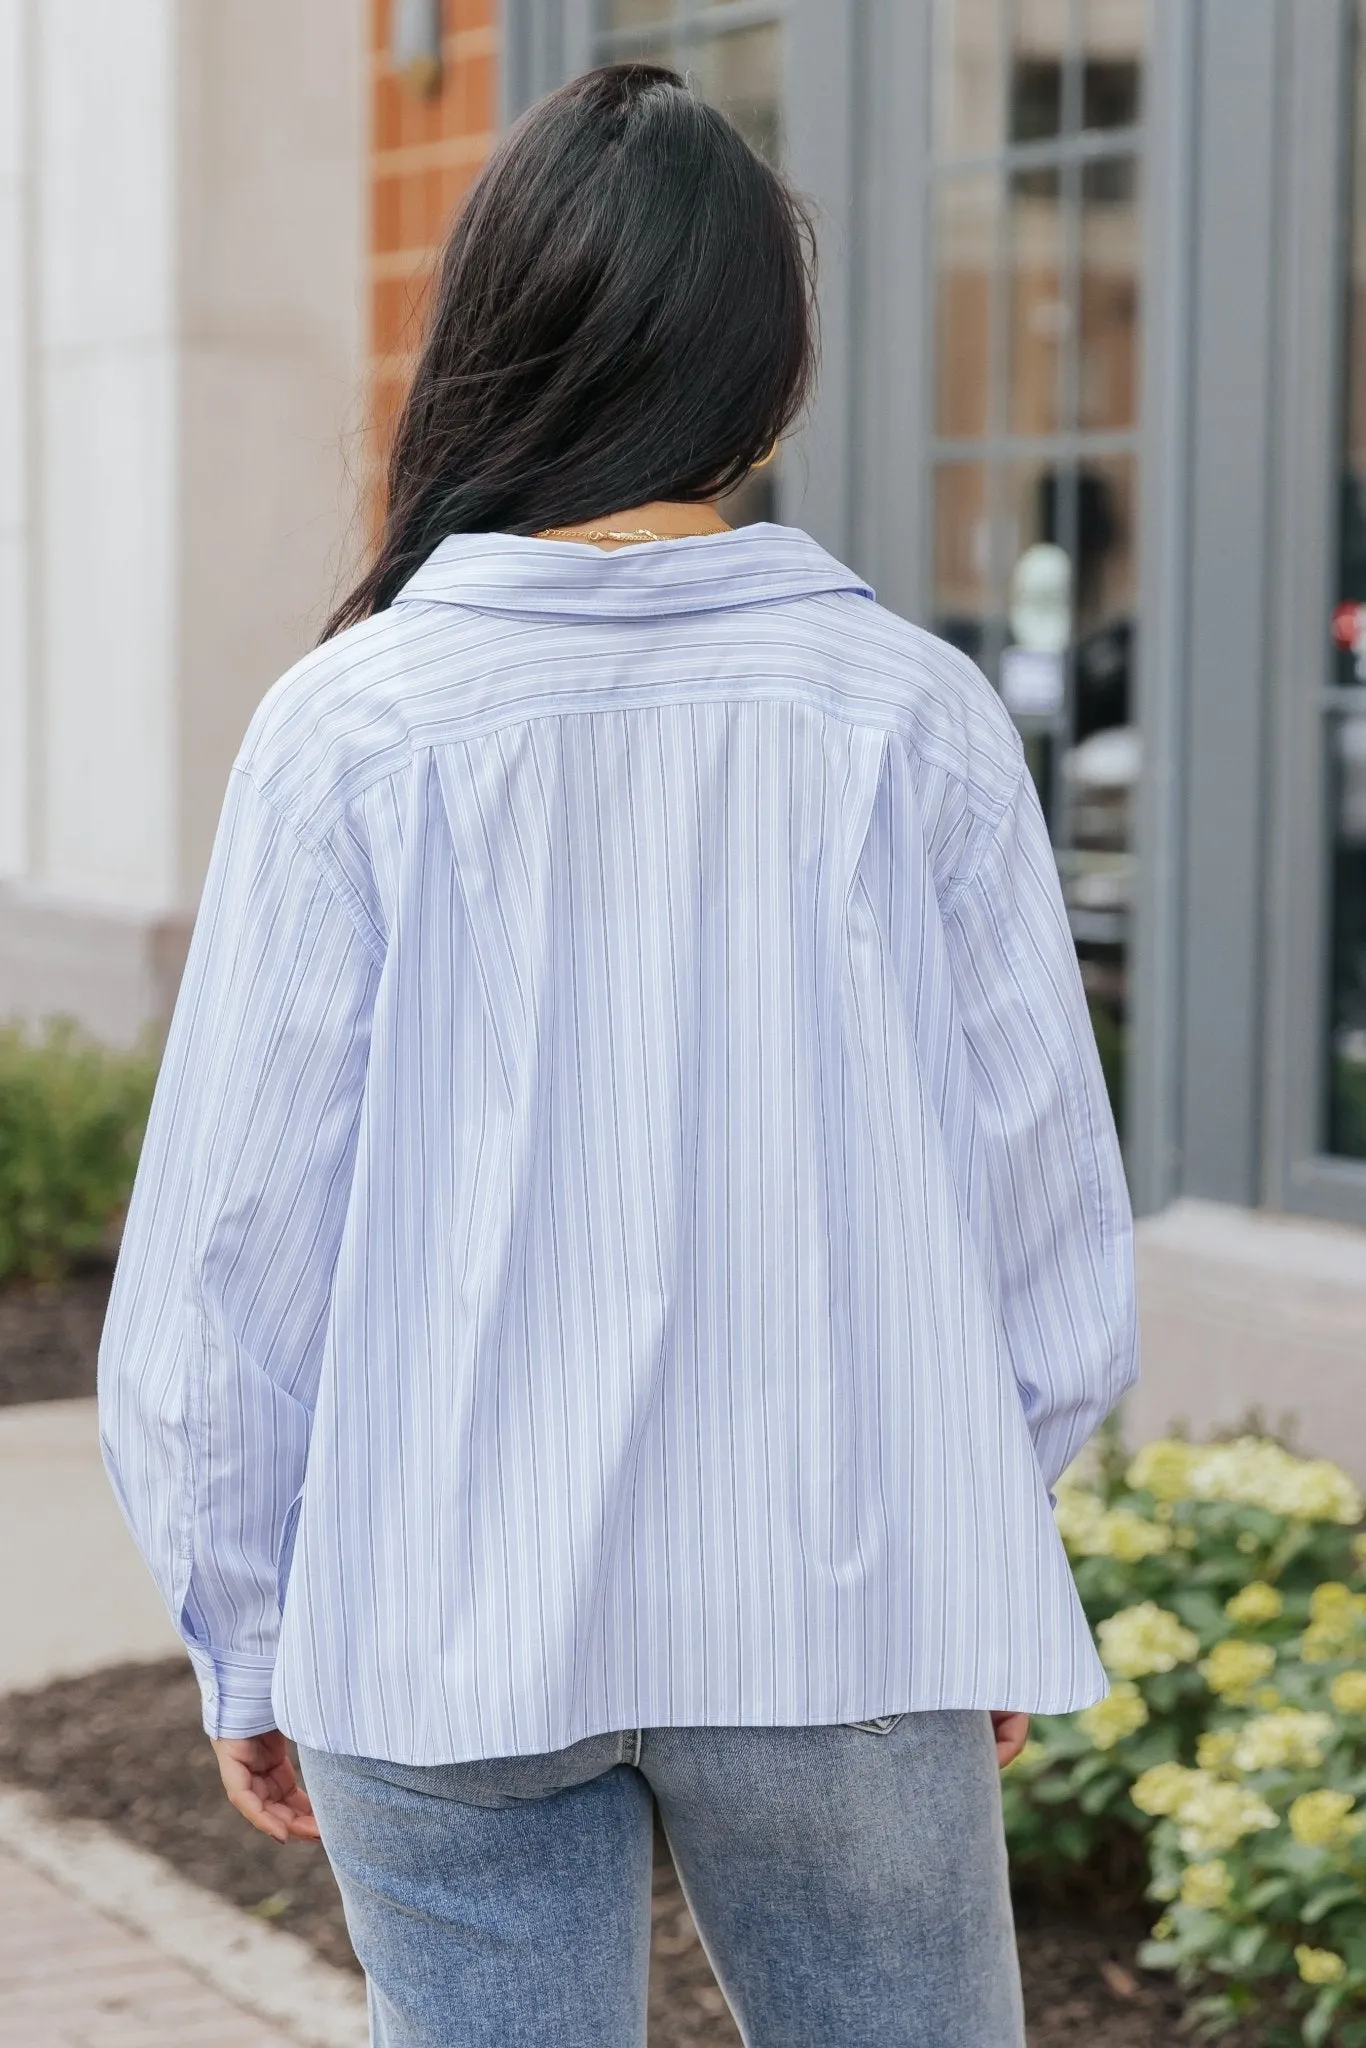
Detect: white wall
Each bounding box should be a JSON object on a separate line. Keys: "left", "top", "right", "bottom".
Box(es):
{"left": 36, "top": 0, "right": 179, "bottom": 912}
{"left": 0, "top": 0, "right": 365, "bottom": 1030}
{"left": 0, "top": 0, "right": 29, "bottom": 881}
{"left": 176, "top": 0, "right": 366, "bottom": 902}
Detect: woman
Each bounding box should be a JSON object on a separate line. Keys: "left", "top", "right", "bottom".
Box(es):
{"left": 99, "top": 62, "right": 1137, "bottom": 2048}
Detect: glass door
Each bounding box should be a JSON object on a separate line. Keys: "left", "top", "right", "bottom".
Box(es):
{"left": 1327, "top": 0, "right": 1366, "bottom": 1164}
{"left": 928, "top": 0, "right": 1148, "bottom": 1128}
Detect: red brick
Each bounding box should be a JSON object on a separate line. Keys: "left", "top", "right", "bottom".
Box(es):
{"left": 372, "top": 174, "right": 403, "bottom": 254}
{"left": 374, "top": 73, "right": 404, "bottom": 152}
{"left": 369, "top": 6, "right": 500, "bottom": 466}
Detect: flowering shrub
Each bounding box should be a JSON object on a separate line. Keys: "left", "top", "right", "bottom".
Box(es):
{"left": 1003, "top": 1430, "right": 1366, "bottom": 2043}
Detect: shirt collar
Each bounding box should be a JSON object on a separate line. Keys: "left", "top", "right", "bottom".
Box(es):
{"left": 391, "top": 522, "right": 875, "bottom": 620}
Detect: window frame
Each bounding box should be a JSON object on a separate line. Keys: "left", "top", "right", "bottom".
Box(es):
{"left": 1263, "top": 0, "right": 1366, "bottom": 1225}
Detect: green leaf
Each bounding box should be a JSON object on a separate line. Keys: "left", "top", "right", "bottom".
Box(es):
{"left": 1302, "top": 1881, "right": 1364, "bottom": 1925}
{"left": 1303, "top": 1986, "right": 1346, "bottom": 2048}
{"left": 1228, "top": 1924, "right": 1266, "bottom": 1970}
{"left": 1246, "top": 1877, "right": 1297, "bottom": 1913}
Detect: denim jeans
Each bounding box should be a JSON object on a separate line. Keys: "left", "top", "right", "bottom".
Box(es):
{"left": 298, "top": 1710, "right": 1026, "bottom": 2048}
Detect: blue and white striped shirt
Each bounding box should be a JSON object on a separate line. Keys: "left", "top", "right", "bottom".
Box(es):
{"left": 99, "top": 523, "right": 1137, "bottom": 1763}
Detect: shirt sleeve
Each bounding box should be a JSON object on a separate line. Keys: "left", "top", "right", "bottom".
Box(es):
{"left": 944, "top": 764, "right": 1139, "bottom": 1490}
{"left": 97, "top": 766, "right": 381, "bottom": 1738}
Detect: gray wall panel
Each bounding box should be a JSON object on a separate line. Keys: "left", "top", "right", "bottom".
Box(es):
{"left": 1178, "top": 0, "right": 1280, "bottom": 1202}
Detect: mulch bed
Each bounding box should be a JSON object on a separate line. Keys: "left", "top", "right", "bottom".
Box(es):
{"left": 0, "top": 1259, "right": 110, "bottom": 1407}
{"left": 0, "top": 1657, "right": 1215, "bottom": 2046}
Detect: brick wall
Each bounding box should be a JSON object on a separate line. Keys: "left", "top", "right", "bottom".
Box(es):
{"left": 368, "top": 0, "right": 500, "bottom": 488}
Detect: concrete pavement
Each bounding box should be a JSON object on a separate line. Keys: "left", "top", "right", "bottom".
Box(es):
{"left": 0, "top": 1397, "right": 180, "bottom": 1692}
{"left": 0, "top": 1399, "right": 367, "bottom": 2046}
{"left": 0, "top": 1844, "right": 299, "bottom": 2048}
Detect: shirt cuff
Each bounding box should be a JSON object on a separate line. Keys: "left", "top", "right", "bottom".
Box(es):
{"left": 185, "top": 1644, "right": 280, "bottom": 1739}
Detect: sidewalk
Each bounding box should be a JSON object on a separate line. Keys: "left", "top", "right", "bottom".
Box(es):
{"left": 0, "top": 1844, "right": 297, "bottom": 2047}
{"left": 0, "top": 1397, "right": 179, "bottom": 1692}
{"left": 0, "top": 1399, "right": 367, "bottom": 2047}
{"left": 0, "top": 1784, "right": 368, "bottom": 2048}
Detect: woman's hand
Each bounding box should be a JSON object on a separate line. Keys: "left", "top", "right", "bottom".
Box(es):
{"left": 210, "top": 1732, "right": 321, "bottom": 1843}
{"left": 990, "top": 1711, "right": 1030, "bottom": 1769}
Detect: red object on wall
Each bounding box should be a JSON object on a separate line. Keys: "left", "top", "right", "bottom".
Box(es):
{"left": 1333, "top": 600, "right": 1366, "bottom": 651}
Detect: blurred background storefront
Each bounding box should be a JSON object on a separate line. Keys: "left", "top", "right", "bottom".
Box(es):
{"left": 2, "top": 0, "right": 1365, "bottom": 1454}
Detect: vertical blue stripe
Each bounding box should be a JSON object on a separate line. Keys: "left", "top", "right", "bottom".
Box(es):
{"left": 98, "top": 524, "right": 1138, "bottom": 1762}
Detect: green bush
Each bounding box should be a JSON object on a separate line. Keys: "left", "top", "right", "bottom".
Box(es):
{"left": 1006, "top": 1429, "right": 1366, "bottom": 2044}
{"left": 0, "top": 1018, "right": 159, "bottom": 1285}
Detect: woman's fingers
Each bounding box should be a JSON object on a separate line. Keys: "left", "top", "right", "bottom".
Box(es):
{"left": 211, "top": 1734, "right": 321, "bottom": 1842}
{"left": 990, "top": 1709, "right": 1031, "bottom": 1769}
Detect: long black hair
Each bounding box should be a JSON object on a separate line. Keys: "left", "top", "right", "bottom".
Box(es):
{"left": 323, "top": 62, "right": 819, "bottom": 639}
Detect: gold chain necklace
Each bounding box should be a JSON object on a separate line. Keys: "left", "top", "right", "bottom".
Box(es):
{"left": 534, "top": 524, "right": 720, "bottom": 545}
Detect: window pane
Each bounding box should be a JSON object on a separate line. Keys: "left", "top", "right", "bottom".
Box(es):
{"left": 934, "top": 174, "right": 998, "bottom": 439}
{"left": 688, "top": 24, "right": 783, "bottom": 161}
{"left": 1010, "top": 0, "right": 1068, "bottom": 142}
{"left": 1328, "top": 716, "right": 1366, "bottom": 1158}
{"left": 931, "top": 463, "right": 992, "bottom": 664}
{"left": 1341, "top": 5, "right": 1366, "bottom": 685}
{"left": 1083, "top": 0, "right": 1144, "bottom": 128}
{"left": 1074, "top": 450, "right": 1136, "bottom": 610}
{"left": 601, "top": 0, "right": 674, "bottom": 28}
{"left": 1008, "top": 165, "right": 1064, "bottom": 436}
{"left": 935, "top": 0, "right": 1004, "bottom": 157}
{"left": 1327, "top": 7, "right": 1366, "bottom": 1157}
{"left": 1080, "top": 156, "right": 1141, "bottom": 427}
{"left": 1073, "top": 455, "right": 1137, "bottom": 743}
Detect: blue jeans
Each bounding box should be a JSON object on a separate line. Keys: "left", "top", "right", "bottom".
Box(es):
{"left": 298, "top": 1710, "right": 1026, "bottom": 2047}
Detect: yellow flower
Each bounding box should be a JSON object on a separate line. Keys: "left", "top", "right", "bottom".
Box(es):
{"left": 1295, "top": 1946, "right": 1347, "bottom": 1986}
{"left": 1236, "top": 1532, "right": 1260, "bottom": 1555}
{"left": 1352, "top": 1532, "right": 1366, "bottom": 1571}
{"left": 1175, "top": 1527, "right": 1198, "bottom": 1549}
{"left": 1253, "top": 1687, "right": 1282, "bottom": 1709}
{"left": 1229, "top": 1710, "right": 1333, "bottom": 1774}
{"left": 1126, "top": 1439, "right": 1197, "bottom": 1502}
{"left": 1098, "top": 1603, "right": 1201, "bottom": 1680}
{"left": 1054, "top": 1487, "right": 1173, "bottom": 1562}
{"left": 1078, "top": 1682, "right": 1149, "bottom": 1751}
{"left": 1097, "top": 1511, "right": 1175, "bottom": 1562}
{"left": 1176, "top": 1781, "right": 1279, "bottom": 1857}
{"left": 1269, "top": 1459, "right": 1363, "bottom": 1523}
{"left": 1053, "top": 1484, "right": 1107, "bottom": 1550}
{"left": 1311, "top": 1582, "right": 1358, "bottom": 1621}
{"left": 1129, "top": 1765, "right": 1275, "bottom": 1853}
{"left": 1131, "top": 1762, "right": 1202, "bottom": 1817}
{"left": 1330, "top": 1670, "right": 1366, "bottom": 1715}
{"left": 1196, "top": 1729, "right": 1239, "bottom": 1772}
{"left": 1179, "top": 1860, "right": 1232, "bottom": 1911}
{"left": 1151, "top": 1915, "right": 1175, "bottom": 1941}
{"left": 1301, "top": 1584, "right": 1366, "bottom": 1662}
{"left": 1200, "top": 1639, "right": 1276, "bottom": 1704}
{"left": 1289, "top": 1789, "right": 1359, "bottom": 1849}
{"left": 1184, "top": 1439, "right": 1362, "bottom": 1523}
{"left": 1223, "top": 1581, "right": 1283, "bottom": 1626}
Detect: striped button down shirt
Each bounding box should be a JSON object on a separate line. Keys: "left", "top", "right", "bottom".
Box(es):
{"left": 98, "top": 523, "right": 1138, "bottom": 1764}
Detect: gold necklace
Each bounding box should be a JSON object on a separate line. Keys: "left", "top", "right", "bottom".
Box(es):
{"left": 534, "top": 524, "right": 720, "bottom": 545}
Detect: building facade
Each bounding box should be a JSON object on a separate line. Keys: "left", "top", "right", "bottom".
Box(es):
{"left": 0, "top": 0, "right": 366, "bottom": 1040}
{"left": 2, "top": 0, "right": 1365, "bottom": 1456}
